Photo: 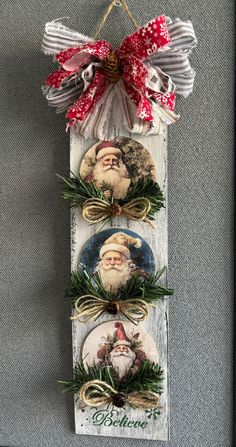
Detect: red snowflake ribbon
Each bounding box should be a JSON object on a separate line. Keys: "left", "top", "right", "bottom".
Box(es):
{"left": 45, "top": 16, "right": 173, "bottom": 127}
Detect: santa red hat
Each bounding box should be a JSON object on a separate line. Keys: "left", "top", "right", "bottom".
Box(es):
{"left": 113, "top": 322, "right": 131, "bottom": 347}
{"left": 100, "top": 232, "right": 142, "bottom": 260}
{"left": 95, "top": 141, "right": 122, "bottom": 161}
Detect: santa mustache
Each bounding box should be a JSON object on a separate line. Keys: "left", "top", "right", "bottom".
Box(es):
{"left": 101, "top": 263, "right": 129, "bottom": 271}
{"left": 102, "top": 164, "right": 119, "bottom": 171}
{"left": 111, "top": 352, "right": 132, "bottom": 358}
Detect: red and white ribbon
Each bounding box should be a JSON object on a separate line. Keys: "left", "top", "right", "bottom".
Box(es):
{"left": 42, "top": 16, "right": 197, "bottom": 139}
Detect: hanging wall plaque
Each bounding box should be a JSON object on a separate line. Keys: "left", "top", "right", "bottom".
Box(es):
{"left": 42, "top": 0, "right": 197, "bottom": 441}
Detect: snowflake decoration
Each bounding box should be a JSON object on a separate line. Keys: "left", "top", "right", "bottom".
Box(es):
{"left": 139, "top": 110, "right": 149, "bottom": 119}
{"left": 145, "top": 408, "right": 161, "bottom": 420}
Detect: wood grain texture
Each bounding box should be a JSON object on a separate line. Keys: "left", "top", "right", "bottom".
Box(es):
{"left": 70, "top": 123, "right": 169, "bottom": 441}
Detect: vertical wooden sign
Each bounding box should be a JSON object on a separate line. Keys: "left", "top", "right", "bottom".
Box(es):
{"left": 70, "top": 122, "right": 169, "bottom": 441}
{"left": 41, "top": 6, "right": 196, "bottom": 442}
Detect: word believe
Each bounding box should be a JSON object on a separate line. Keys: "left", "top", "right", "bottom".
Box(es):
{"left": 92, "top": 409, "right": 148, "bottom": 429}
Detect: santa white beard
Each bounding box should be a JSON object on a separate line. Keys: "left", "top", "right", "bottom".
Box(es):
{"left": 109, "top": 348, "right": 136, "bottom": 380}
{"left": 95, "top": 261, "right": 132, "bottom": 293}
{"left": 93, "top": 161, "right": 127, "bottom": 189}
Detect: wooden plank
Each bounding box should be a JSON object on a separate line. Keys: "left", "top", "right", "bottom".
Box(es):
{"left": 70, "top": 123, "right": 169, "bottom": 441}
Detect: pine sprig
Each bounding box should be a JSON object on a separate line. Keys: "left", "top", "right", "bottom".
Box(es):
{"left": 57, "top": 173, "right": 164, "bottom": 222}
{"left": 123, "top": 178, "right": 165, "bottom": 221}
{"left": 59, "top": 360, "right": 164, "bottom": 395}
{"left": 122, "top": 360, "right": 164, "bottom": 395}
{"left": 56, "top": 173, "right": 107, "bottom": 207}
{"left": 68, "top": 270, "right": 113, "bottom": 304}
{"left": 58, "top": 362, "right": 117, "bottom": 394}
{"left": 67, "top": 268, "right": 173, "bottom": 306}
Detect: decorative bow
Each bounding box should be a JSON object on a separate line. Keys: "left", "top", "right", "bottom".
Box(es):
{"left": 82, "top": 197, "right": 153, "bottom": 225}
{"left": 79, "top": 380, "right": 161, "bottom": 409}
{"left": 44, "top": 16, "right": 175, "bottom": 127}
{"left": 42, "top": 17, "right": 197, "bottom": 139}
{"left": 70, "top": 294, "right": 150, "bottom": 323}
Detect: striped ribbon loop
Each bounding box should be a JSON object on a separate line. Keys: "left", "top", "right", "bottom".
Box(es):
{"left": 150, "top": 18, "right": 197, "bottom": 98}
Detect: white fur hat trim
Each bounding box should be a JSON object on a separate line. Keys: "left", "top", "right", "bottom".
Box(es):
{"left": 96, "top": 147, "right": 122, "bottom": 161}
{"left": 100, "top": 243, "right": 130, "bottom": 259}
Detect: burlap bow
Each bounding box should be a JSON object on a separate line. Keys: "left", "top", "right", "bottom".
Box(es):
{"left": 71, "top": 295, "right": 150, "bottom": 323}
{"left": 82, "top": 197, "right": 153, "bottom": 225}
{"left": 79, "top": 380, "right": 161, "bottom": 409}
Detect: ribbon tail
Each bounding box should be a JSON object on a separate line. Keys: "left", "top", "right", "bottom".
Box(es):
{"left": 115, "top": 81, "right": 153, "bottom": 135}
{"left": 123, "top": 80, "right": 153, "bottom": 122}
{"left": 66, "top": 72, "right": 109, "bottom": 126}
{"left": 75, "top": 83, "right": 116, "bottom": 140}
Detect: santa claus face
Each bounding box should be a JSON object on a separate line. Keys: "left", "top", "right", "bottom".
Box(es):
{"left": 103, "top": 251, "right": 123, "bottom": 267}
{"left": 101, "top": 154, "right": 120, "bottom": 169}
{"left": 93, "top": 152, "right": 128, "bottom": 192}
{"left": 109, "top": 344, "right": 136, "bottom": 380}
{"left": 96, "top": 250, "right": 133, "bottom": 293}
{"left": 114, "top": 345, "right": 129, "bottom": 353}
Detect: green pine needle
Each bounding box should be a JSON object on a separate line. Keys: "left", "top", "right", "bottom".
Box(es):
{"left": 59, "top": 360, "right": 164, "bottom": 396}
{"left": 56, "top": 172, "right": 108, "bottom": 207}
{"left": 123, "top": 178, "right": 165, "bottom": 221}
{"left": 57, "top": 173, "right": 164, "bottom": 221}
{"left": 67, "top": 268, "right": 173, "bottom": 306}
{"left": 122, "top": 360, "right": 164, "bottom": 395}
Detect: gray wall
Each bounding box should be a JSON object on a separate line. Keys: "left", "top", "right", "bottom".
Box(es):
{"left": 0, "top": 1, "right": 234, "bottom": 446}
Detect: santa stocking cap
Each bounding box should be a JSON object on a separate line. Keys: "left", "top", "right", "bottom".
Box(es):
{"left": 113, "top": 322, "right": 131, "bottom": 347}
{"left": 100, "top": 232, "right": 142, "bottom": 260}
{"left": 95, "top": 140, "right": 122, "bottom": 161}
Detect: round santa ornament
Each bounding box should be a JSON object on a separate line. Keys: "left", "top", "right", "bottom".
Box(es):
{"left": 79, "top": 228, "right": 155, "bottom": 294}
{"left": 58, "top": 136, "right": 164, "bottom": 226}
{"left": 61, "top": 319, "right": 164, "bottom": 410}
{"left": 69, "top": 227, "right": 173, "bottom": 323}
{"left": 82, "top": 320, "right": 159, "bottom": 382}
{"left": 79, "top": 137, "right": 156, "bottom": 200}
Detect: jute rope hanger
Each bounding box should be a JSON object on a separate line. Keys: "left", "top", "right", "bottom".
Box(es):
{"left": 94, "top": 0, "right": 140, "bottom": 40}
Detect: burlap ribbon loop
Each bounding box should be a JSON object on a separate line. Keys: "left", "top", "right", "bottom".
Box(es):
{"left": 127, "top": 391, "right": 160, "bottom": 409}
{"left": 71, "top": 295, "right": 150, "bottom": 323}
{"left": 82, "top": 197, "right": 153, "bottom": 225}
{"left": 79, "top": 380, "right": 160, "bottom": 409}
{"left": 80, "top": 380, "right": 115, "bottom": 407}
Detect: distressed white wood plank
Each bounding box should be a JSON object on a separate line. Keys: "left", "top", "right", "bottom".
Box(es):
{"left": 70, "top": 123, "right": 169, "bottom": 441}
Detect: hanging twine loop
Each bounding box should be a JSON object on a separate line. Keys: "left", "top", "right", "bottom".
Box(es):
{"left": 79, "top": 380, "right": 161, "bottom": 409}
{"left": 70, "top": 295, "right": 150, "bottom": 323}
{"left": 94, "top": 0, "right": 140, "bottom": 40}
{"left": 82, "top": 197, "right": 154, "bottom": 226}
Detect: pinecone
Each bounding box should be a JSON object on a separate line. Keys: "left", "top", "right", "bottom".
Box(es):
{"left": 112, "top": 393, "right": 126, "bottom": 408}
{"left": 103, "top": 52, "right": 123, "bottom": 83}
{"left": 106, "top": 301, "right": 119, "bottom": 315}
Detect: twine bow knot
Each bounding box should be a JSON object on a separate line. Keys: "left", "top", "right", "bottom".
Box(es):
{"left": 82, "top": 197, "right": 153, "bottom": 225}
{"left": 79, "top": 380, "right": 161, "bottom": 409}
{"left": 70, "top": 295, "right": 150, "bottom": 322}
